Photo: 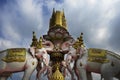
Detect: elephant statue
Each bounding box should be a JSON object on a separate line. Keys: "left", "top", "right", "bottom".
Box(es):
{"left": 0, "top": 47, "right": 47, "bottom": 80}
{"left": 61, "top": 45, "right": 77, "bottom": 80}
{"left": 35, "top": 47, "right": 52, "bottom": 80}
{"left": 75, "top": 46, "right": 120, "bottom": 80}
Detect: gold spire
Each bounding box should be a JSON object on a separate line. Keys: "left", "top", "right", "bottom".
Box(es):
{"left": 30, "top": 31, "right": 38, "bottom": 47}
{"left": 78, "top": 33, "right": 84, "bottom": 47}
{"left": 50, "top": 64, "right": 64, "bottom": 80}
{"left": 62, "top": 10, "right": 67, "bottom": 29}
{"left": 52, "top": 8, "right": 55, "bottom": 17}
{"left": 73, "top": 33, "right": 85, "bottom": 49}
{"left": 49, "top": 9, "right": 67, "bottom": 29}
{"left": 37, "top": 37, "right": 43, "bottom": 49}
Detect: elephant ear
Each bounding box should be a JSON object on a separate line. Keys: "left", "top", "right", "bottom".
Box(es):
{"left": 61, "top": 41, "right": 70, "bottom": 50}
{"left": 28, "top": 47, "right": 36, "bottom": 58}
{"left": 61, "top": 41, "right": 73, "bottom": 51}
{"left": 43, "top": 40, "right": 54, "bottom": 51}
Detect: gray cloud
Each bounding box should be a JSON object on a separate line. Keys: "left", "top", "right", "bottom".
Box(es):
{"left": 41, "top": 0, "right": 120, "bottom": 54}
{"left": 0, "top": 0, "right": 43, "bottom": 49}
{"left": 62, "top": 0, "right": 120, "bottom": 53}
{"left": 107, "top": 4, "right": 120, "bottom": 52}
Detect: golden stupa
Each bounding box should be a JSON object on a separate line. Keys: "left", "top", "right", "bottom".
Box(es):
{"left": 50, "top": 66, "right": 64, "bottom": 80}
{"left": 49, "top": 8, "right": 67, "bottom": 29}
{"left": 30, "top": 31, "right": 38, "bottom": 47}
{"left": 37, "top": 37, "right": 43, "bottom": 49}
{"left": 73, "top": 33, "right": 85, "bottom": 49}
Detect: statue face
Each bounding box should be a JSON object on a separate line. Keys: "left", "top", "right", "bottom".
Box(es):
{"left": 35, "top": 48, "right": 47, "bottom": 59}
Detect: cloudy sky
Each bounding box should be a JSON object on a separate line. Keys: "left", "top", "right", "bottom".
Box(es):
{"left": 0, "top": 0, "right": 120, "bottom": 80}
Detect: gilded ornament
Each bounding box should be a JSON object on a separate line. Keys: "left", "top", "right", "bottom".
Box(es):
{"left": 30, "top": 31, "right": 38, "bottom": 47}
{"left": 2, "top": 48, "right": 26, "bottom": 63}
{"left": 73, "top": 33, "right": 85, "bottom": 49}
{"left": 50, "top": 64, "right": 64, "bottom": 80}
{"left": 37, "top": 37, "right": 43, "bottom": 49}
{"left": 88, "top": 48, "right": 109, "bottom": 63}
{"left": 49, "top": 8, "right": 67, "bottom": 30}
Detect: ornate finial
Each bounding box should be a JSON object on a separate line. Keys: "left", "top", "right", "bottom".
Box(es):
{"left": 52, "top": 8, "right": 55, "bottom": 17}
{"left": 62, "top": 9, "right": 65, "bottom": 16}
{"left": 50, "top": 63, "right": 64, "bottom": 80}
{"left": 62, "top": 9, "right": 65, "bottom": 18}
{"left": 78, "top": 33, "right": 84, "bottom": 46}
{"left": 53, "top": 8, "right": 55, "bottom": 12}
{"left": 73, "top": 32, "right": 85, "bottom": 49}
{"left": 62, "top": 9, "right": 67, "bottom": 29}
{"left": 30, "top": 31, "right": 38, "bottom": 47}
{"left": 37, "top": 37, "right": 43, "bottom": 49}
